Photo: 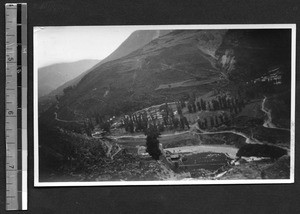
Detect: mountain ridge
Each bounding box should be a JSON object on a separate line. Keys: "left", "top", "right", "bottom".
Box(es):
{"left": 54, "top": 30, "right": 227, "bottom": 119}
{"left": 41, "top": 29, "right": 291, "bottom": 122}
{"left": 41, "top": 30, "right": 172, "bottom": 100}
{"left": 38, "top": 59, "right": 100, "bottom": 97}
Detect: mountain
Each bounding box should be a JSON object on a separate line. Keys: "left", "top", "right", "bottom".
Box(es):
{"left": 215, "top": 29, "right": 292, "bottom": 83}
{"left": 38, "top": 29, "right": 292, "bottom": 183}
{"left": 99, "top": 30, "right": 173, "bottom": 65}
{"left": 43, "top": 30, "right": 172, "bottom": 99}
{"left": 51, "top": 30, "right": 226, "bottom": 119}
{"left": 38, "top": 59, "right": 100, "bottom": 97}
{"left": 44, "top": 29, "right": 291, "bottom": 121}
{"left": 46, "top": 63, "right": 99, "bottom": 98}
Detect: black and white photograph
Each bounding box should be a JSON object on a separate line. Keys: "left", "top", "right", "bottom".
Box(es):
{"left": 34, "top": 25, "right": 295, "bottom": 186}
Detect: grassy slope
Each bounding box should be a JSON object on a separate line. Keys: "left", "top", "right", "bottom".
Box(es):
{"left": 53, "top": 30, "right": 222, "bottom": 120}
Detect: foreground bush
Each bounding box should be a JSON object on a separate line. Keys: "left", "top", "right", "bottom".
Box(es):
{"left": 39, "top": 124, "right": 111, "bottom": 173}
{"left": 145, "top": 125, "right": 162, "bottom": 160}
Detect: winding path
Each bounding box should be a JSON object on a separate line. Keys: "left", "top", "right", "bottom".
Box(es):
{"left": 111, "top": 131, "right": 190, "bottom": 140}
{"left": 192, "top": 97, "right": 290, "bottom": 151}
{"left": 111, "top": 97, "right": 289, "bottom": 151}
{"left": 261, "top": 96, "right": 290, "bottom": 131}
{"left": 54, "top": 112, "right": 80, "bottom": 123}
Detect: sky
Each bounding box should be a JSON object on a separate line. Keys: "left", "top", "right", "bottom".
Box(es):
{"left": 34, "top": 26, "right": 138, "bottom": 68}
{"left": 34, "top": 25, "right": 291, "bottom": 68}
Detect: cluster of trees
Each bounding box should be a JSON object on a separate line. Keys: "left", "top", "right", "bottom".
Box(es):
{"left": 39, "top": 124, "right": 108, "bottom": 173}
{"left": 123, "top": 103, "right": 190, "bottom": 134}
{"left": 197, "top": 113, "right": 231, "bottom": 129}
{"left": 93, "top": 114, "right": 111, "bottom": 133}
{"left": 196, "top": 95, "right": 246, "bottom": 130}
{"left": 187, "top": 95, "right": 245, "bottom": 114}
{"left": 187, "top": 98, "right": 207, "bottom": 113}
{"left": 227, "top": 96, "right": 245, "bottom": 114}
{"left": 161, "top": 102, "right": 190, "bottom": 131}
{"left": 82, "top": 113, "right": 112, "bottom": 137}
{"left": 80, "top": 92, "right": 246, "bottom": 137}
{"left": 123, "top": 112, "right": 148, "bottom": 133}
{"left": 121, "top": 93, "right": 246, "bottom": 134}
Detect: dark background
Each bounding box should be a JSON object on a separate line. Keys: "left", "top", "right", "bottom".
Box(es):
{"left": 0, "top": 0, "right": 299, "bottom": 213}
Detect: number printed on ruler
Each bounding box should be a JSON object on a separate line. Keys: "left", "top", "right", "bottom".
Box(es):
{"left": 5, "top": 3, "right": 28, "bottom": 211}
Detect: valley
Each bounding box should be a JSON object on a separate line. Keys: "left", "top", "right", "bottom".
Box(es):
{"left": 37, "top": 28, "right": 293, "bottom": 183}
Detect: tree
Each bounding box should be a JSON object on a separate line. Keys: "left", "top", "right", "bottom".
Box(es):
{"left": 172, "top": 118, "right": 180, "bottom": 129}
{"left": 218, "top": 96, "right": 223, "bottom": 109}
{"left": 145, "top": 125, "right": 162, "bottom": 160}
{"left": 222, "top": 96, "right": 227, "bottom": 109}
{"left": 224, "top": 113, "right": 229, "bottom": 123}
{"left": 180, "top": 117, "right": 185, "bottom": 130}
{"left": 204, "top": 118, "right": 208, "bottom": 128}
{"left": 187, "top": 104, "right": 193, "bottom": 113}
{"left": 177, "top": 104, "right": 182, "bottom": 116}
{"left": 183, "top": 116, "right": 190, "bottom": 129}
{"left": 215, "top": 116, "right": 219, "bottom": 127}
{"left": 227, "top": 99, "right": 231, "bottom": 108}
{"left": 63, "top": 86, "right": 74, "bottom": 95}
{"left": 234, "top": 106, "right": 238, "bottom": 114}
{"left": 158, "top": 122, "right": 165, "bottom": 132}
{"left": 219, "top": 114, "right": 224, "bottom": 124}
{"left": 197, "top": 119, "right": 203, "bottom": 129}
{"left": 192, "top": 103, "right": 197, "bottom": 113}
{"left": 129, "top": 119, "right": 134, "bottom": 133}
{"left": 196, "top": 102, "right": 201, "bottom": 111}
{"left": 180, "top": 99, "right": 186, "bottom": 108}
{"left": 210, "top": 116, "right": 214, "bottom": 127}
{"left": 207, "top": 102, "right": 212, "bottom": 111}
{"left": 201, "top": 99, "right": 206, "bottom": 111}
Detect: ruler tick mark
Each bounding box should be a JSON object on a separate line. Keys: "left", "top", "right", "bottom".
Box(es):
{"left": 6, "top": 3, "right": 28, "bottom": 211}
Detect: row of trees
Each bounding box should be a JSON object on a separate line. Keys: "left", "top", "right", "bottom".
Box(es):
{"left": 143, "top": 94, "right": 248, "bottom": 160}
{"left": 197, "top": 97, "right": 246, "bottom": 130}
{"left": 197, "top": 113, "right": 231, "bottom": 129}
{"left": 80, "top": 91, "right": 246, "bottom": 137}
{"left": 187, "top": 95, "right": 245, "bottom": 114}
{"left": 121, "top": 93, "right": 246, "bottom": 134}
{"left": 122, "top": 104, "right": 190, "bottom": 134}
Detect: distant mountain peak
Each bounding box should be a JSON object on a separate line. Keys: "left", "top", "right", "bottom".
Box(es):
{"left": 38, "top": 59, "right": 100, "bottom": 97}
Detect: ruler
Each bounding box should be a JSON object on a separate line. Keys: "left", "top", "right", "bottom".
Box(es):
{"left": 5, "top": 3, "right": 27, "bottom": 211}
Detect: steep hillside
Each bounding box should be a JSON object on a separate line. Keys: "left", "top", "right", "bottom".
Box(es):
{"left": 44, "top": 29, "right": 291, "bottom": 122}
{"left": 99, "top": 30, "right": 173, "bottom": 66}
{"left": 215, "top": 29, "right": 292, "bottom": 83}
{"left": 38, "top": 59, "right": 100, "bottom": 97}
{"left": 54, "top": 30, "right": 227, "bottom": 119}
{"left": 38, "top": 29, "right": 292, "bottom": 182}
{"left": 46, "top": 63, "right": 98, "bottom": 97}
{"left": 41, "top": 30, "right": 172, "bottom": 99}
